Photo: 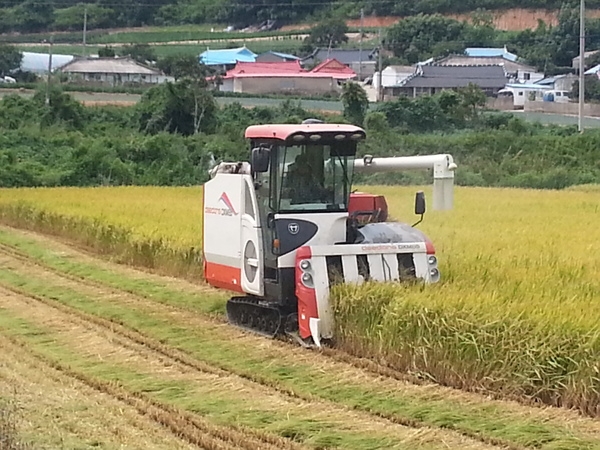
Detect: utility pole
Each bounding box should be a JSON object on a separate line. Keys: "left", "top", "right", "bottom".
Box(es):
{"left": 579, "top": 0, "right": 585, "bottom": 133}
{"left": 46, "top": 35, "right": 54, "bottom": 106}
{"left": 358, "top": 8, "right": 363, "bottom": 81}
{"left": 83, "top": 5, "right": 88, "bottom": 57}
{"left": 377, "top": 28, "right": 383, "bottom": 102}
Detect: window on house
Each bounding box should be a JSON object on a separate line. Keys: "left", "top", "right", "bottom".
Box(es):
{"left": 518, "top": 92, "right": 524, "bottom": 96}
{"left": 524, "top": 73, "right": 531, "bottom": 80}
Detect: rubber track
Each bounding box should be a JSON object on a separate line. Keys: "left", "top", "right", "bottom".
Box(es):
{"left": 0, "top": 242, "right": 521, "bottom": 450}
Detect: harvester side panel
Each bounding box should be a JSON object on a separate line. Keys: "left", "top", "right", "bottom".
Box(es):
{"left": 203, "top": 174, "right": 245, "bottom": 293}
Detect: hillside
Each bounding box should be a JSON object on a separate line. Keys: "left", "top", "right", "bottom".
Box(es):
{"left": 1, "top": 0, "right": 600, "bottom": 34}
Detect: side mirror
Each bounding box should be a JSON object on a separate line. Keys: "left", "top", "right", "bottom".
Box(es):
{"left": 415, "top": 191, "right": 426, "bottom": 216}
{"left": 251, "top": 147, "right": 270, "bottom": 173}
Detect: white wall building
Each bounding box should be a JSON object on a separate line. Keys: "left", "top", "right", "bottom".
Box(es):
{"left": 60, "top": 57, "right": 173, "bottom": 85}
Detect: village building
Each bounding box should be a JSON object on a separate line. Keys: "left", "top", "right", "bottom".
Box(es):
{"left": 436, "top": 47, "right": 544, "bottom": 83}
{"left": 216, "top": 59, "right": 355, "bottom": 95}
{"left": 372, "top": 65, "right": 415, "bottom": 91}
{"left": 59, "top": 57, "right": 173, "bottom": 85}
{"left": 255, "top": 51, "right": 300, "bottom": 63}
{"left": 199, "top": 47, "right": 257, "bottom": 71}
{"left": 385, "top": 65, "right": 509, "bottom": 98}
{"left": 20, "top": 51, "right": 75, "bottom": 74}
{"left": 302, "top": 48, "right": 378, "bottom": 80}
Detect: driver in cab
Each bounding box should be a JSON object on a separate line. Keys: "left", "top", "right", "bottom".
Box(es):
{"left": 285, "top": 152, "right": 328, "bottom": 204}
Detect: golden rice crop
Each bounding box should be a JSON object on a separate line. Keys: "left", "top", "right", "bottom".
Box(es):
{"left": 0, "top": 184, "right": 599, "bottom": 412}
{"left": 0, "top": 186, "right": 204, "bottom": 278}
{"left": 335, "top": 185, "right": 600, "bottom": 414}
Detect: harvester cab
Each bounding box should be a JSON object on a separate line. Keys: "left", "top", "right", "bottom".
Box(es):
{"left": 202, "top": 122, "right": 457, "bottom": 347}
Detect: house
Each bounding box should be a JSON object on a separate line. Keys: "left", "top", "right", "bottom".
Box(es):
{"left": 21, "top": 51, "right": 75, "bottom": 74}
{"left": 60, "top": 57, "right": 173, "bottom": 85}
{"left": 572, "top": 50, "right": 600, "bottom": 70}
{"left": 302, "top": 48, "right": 378, "bottom": 80}
{"left": 256, "top": 51, "right": 300, "bottom": 63}
{"left": 436, "top": 47, "right": 544, "bottom": 83}
{"left": 216, "top": 60, "right": 343, "bottom": 95}
{"left": 199, "top": 47, "right": 257, "bottom": 70}
{"left": 373, "top": 65, "right": 415, "bottom": 90}
{"left": 310, "top": 59, "right": 356, "bottom": 80}
{"left": 497, "top": 83, "right": 552, "bottom": 108}
{"left": 386, "top": 65, "right": 509, "bottom": 98}
{"left": 535, "top": 74, "right": 577, "bottom": 92}
{"left": 465, "top": 47, "right": 518, "bottom": 60}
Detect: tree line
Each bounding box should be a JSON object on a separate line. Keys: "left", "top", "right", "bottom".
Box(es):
{"left": 0, "top": 0, "right": 596, "bottom": 33}
{"left": 0, "top": 82, "right": 598, "bottom": 190}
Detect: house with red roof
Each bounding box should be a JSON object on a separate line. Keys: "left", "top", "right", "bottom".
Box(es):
{"left": 216, "top": 59, "right": 356, "bottom": 95}
{"left": 310, "top": 59, "right": 356, "bottom": 80}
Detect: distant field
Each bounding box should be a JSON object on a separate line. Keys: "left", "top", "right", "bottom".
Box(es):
{"left": 17, "top": 37, "right": 305, "bottom": 57}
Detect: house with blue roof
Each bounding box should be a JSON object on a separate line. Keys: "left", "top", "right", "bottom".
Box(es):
{"left": 199, "top": 47, "right": 257, "bottom": 70}
{"left": 465, "top": 47, "right": 518, "bottom": 61}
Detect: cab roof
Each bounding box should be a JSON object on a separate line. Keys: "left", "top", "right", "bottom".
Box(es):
{"left": 245, "top": 124, "right": 366, "bottom": 142}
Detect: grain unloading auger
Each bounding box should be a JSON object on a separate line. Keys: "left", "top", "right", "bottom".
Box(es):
{"left": 202, "top": 122, "right": 457, "bottom": 347}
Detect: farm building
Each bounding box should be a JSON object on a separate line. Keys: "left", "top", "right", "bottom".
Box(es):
{"left": 302, "top": 48, "right": 378, "bottom": 80}
{"left": 216, "top": 60, "right": 343, "bottom": 95}
{"left": 310, "top": 59, "right": 356, "bottom": 81}
{"left": 21, "top": 51, "right": 75, "bottom": 74}
{"left": 435, "top": 47, "right": 544, "bottom": 84}
{"left": 373, "top": 65, "right": 415, "bottom": 90}
{"left": 59, "top": 57, "right": 173, "bottom": 86}
{"left": 199, "top": 47, "right": 257, "bottom": 70}
{"left": 385, "top": 65, "right": 509, "bottom": 98}
{"left": 256, "top": 51, "right": 300, "bottom": 63}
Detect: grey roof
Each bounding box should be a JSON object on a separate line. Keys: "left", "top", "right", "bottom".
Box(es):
{"left": 401, "top": 65, "right": 508, "bottom": 89}
{"left": 60, "top": 57, "right": 161, "bottom": 75}
{"left": 304, "top": 48, "right": 378, "bottom": 65}
{"left": 437, "top": 55, "right": 536, "bottom": 73}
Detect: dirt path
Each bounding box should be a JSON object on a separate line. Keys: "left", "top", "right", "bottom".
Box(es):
{"left": 1, "top": 226, "right": 600, "bottom": 449}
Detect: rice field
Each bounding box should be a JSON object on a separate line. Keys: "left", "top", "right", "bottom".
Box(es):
{"left": 0, "top": 184, "right": 599, "bottom": 413}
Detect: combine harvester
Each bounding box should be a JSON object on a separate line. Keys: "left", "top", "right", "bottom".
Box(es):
{"left": 203, "top": 121, "right": 457, "bottom": 347}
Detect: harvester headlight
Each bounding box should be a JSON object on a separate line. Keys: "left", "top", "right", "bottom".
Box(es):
{"left": 428, "top": 255, "right": 437, "bottom": 265}
{"left": 300, "top": 260, "right": 311, "bottom": 270}
{"left": 429, "top": 268, "right": 439, "bottom": 278}
{"left": 301, "top": 273, "right": 313, "bottom": 287}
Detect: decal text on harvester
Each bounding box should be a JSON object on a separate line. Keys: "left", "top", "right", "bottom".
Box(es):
{"left": 205, "top": 192, "right": 239, "bottom": 216}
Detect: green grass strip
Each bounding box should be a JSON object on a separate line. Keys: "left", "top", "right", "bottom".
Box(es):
{"left": 0, "top": 308, "right": 431, "bottom": 450}
{"left": 0, "top": 230, "right": 597, "bottom": 449}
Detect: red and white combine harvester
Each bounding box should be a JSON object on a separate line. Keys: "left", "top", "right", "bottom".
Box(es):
{"left": 203, "top": 121, "right": 457, "bottom": 347}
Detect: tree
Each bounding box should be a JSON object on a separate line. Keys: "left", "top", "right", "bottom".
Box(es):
{"left": 53, "top": 4, "right": 114, "bottom": 31}
{"left": 571, "top": 75, "right": 600, "bottom": 102}
{"left": 0, "top": 44, "right": 22, "bottom": 76}
{"left": 11, "top": 0, "right": 54, "bottom": 32}
{"left": 157, "top": 54, "right": 209, "bottom": 81}
{"left": 302, "top": 17, "right": 348, "bottom": 52}
{"left": 120, "top": 44, "right": 156, "bottom": 64}
{"left": 457, "top": 83, "right": 486, "bottom": 120}
{"left": 385, "top": 14, "right": 466, "bottom": 63}
{"left": 98, "top": 46, "right": 116, "bottom": 58}
{"left": 136, "top": 79, "right": 217, "bottom": 136}
{"left": 341, "top": 82, "right": 369, "bottom": 126}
